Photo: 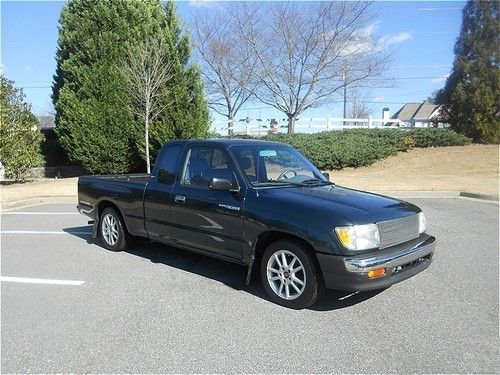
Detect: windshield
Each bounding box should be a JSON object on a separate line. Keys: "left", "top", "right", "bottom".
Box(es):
{"left": 231, "top": 144, "right": 328, "bottom": 187}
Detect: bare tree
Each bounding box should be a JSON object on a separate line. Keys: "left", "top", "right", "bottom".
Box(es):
{"left": 121, "top": 37, "right": 173, "bottom": 173}
{"left": 193, "top": 8, "right": 258, "bottom": 136}
{"left": 347, "top": 87, "right": 373, "bottom": 121}
{"left": 234, "top": 1, "right": 388, "bottom": 134}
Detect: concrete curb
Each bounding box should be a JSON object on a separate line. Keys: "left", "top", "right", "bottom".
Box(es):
{"left": 459, "top": 192, "right": 499, "bottom": 202}
{"left": 1, "top": 196, "right": 76, "bottom": 212}
{"left": 373, "top": 190, "right": 462, "bottom": 199}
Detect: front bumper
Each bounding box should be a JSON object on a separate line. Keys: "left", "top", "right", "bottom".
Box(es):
{"left": 316, "top": 234, "right": 435, "bottom": 291}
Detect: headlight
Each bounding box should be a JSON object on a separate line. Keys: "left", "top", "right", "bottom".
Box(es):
{"left": 335, "top": 224, "right": 380, "bottom": 251}
{"left": 418, "top": 212, "right": 427, "bottom": 234}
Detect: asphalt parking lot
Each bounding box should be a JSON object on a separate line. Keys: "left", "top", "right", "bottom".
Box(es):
{"left": 1, "top": 198, "right": 498, "bottom": 373}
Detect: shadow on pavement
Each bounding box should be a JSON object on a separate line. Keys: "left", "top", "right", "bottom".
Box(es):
{"left": 64, "top": 225, "right": 384, "bottom": 311}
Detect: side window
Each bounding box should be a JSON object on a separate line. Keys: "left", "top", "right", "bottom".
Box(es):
{"left": 181, "top": 147, "right": 234, "bottom": 188}
{"left": 157, "top": 145, "right": 182, "bottom": 184}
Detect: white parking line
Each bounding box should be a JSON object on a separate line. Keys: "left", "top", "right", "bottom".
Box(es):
{"left": 1, "top": 212, "right": 80, "bottom": 215}
{"left": 1, "top": 276, "right": 85, "bottom": 286}
{"left": 0, "top": 230, "right": 91, "bottom": 235}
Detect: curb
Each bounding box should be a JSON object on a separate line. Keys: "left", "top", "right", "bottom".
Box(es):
{"left": 373, "top": 190, "right": 461, "bottom": 199}
{"left": 1, "top": 196, "right": 76, "bottom": 212}
{"left": 459, "top": 192, "right": 499, "bottom": 202}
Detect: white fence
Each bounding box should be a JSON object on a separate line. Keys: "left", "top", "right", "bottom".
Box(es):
{"left": 211, "top": 117, "right": 402, "bottom": 136}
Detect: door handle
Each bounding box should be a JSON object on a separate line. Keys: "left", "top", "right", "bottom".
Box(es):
{"left": 175, "top": 195, "right": 186, "bottom": 204}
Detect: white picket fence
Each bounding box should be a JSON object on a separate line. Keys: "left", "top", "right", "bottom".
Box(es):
{"left": 211, "top": 117, "right": 402, "bottom": 136}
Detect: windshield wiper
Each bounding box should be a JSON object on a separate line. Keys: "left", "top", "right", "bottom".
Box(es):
{"left": 253, "top": 180, "right": 294, "bottom": 186}
{"left": 298, "top": 178, "right": 334, "bottom": 186}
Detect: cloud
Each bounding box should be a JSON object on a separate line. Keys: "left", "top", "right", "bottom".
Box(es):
{"left": 380, "top": 32, "right": 412, "bottom": 46}
{"left": 339, "top": 24, "right": 411, "bottom": 57}
{"left": 372, "top": 96, "right": 386, "bottom": 102}
{"left": 431, "top": 74, "right": 450, "bottom": 84}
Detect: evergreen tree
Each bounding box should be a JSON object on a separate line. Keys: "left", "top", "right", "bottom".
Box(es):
{"left": 0, "top": 75, "right": 44, "bottom": 180}
{"left": 53, "top": 0, "right": 209, "bottom": 174}
{"left": 436, "top": 0, "right": 499, "bottom": 143}
{"left": 148, "top": 1, "right": 209, "bottom": 156}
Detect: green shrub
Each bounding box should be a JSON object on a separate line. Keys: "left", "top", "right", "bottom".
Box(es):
{"left": 264, "top": 128, "right": 471, "bottom": 170}
{"left": 407, "top": 128, "right": 471, "bottom": 147}
{"left": 0, "top": 75, "right": 44, "bottom": 180}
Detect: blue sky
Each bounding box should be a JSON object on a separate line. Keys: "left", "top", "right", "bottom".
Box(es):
{"left": 1, "top": 0, "right": 465, "bottom": 122}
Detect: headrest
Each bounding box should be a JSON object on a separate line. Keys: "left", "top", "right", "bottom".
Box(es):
{"left": 238, "top": 156, "right": 252, "bottom": 170}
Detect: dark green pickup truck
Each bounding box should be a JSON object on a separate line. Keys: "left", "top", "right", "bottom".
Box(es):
{"left": 78, "top": 139, "right": 435, "bottom": 309}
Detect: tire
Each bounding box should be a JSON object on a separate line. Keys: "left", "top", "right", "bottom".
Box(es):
{"left": 99, "top": 207, "right": 127, "bottom": 251}
{"left": 260, "top": 239, "right": 323, "bottom": 309}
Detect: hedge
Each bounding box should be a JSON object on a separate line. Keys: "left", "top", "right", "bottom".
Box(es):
{"left": 264, "top": 128, "right": 471, "bottom": 170}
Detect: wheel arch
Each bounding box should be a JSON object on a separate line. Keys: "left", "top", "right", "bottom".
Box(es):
{"left": 253, "top": 230, "right": 318, "bottom": 267}
{"left": 95, "top": 200, "right": 129, "bottom": 235}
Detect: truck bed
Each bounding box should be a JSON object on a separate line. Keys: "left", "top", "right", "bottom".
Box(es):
{"left": 78, "top": 173, "right": 152, "bottom": 237}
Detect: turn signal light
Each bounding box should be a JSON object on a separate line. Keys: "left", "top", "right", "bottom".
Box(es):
{"left": 367, "top": 268, "right": 386, "bottom": 279}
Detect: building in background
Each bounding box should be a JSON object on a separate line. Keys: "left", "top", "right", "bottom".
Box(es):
{"left": 389, "top": 102, "right": 446, "bottom": 128}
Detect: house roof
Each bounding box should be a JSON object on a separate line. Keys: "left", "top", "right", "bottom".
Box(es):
{"left": 392, "top": 102, "right": 441, "bottom": 121}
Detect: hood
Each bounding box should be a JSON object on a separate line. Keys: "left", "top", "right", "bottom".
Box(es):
{"left": 261, "top": 184, "right": 420, "bottom": 224}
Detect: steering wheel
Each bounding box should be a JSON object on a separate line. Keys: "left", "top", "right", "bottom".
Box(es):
{"left": 277, "top": 168, "right": 298, "bottom": 180}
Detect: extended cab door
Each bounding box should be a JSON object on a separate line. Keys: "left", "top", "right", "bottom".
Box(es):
{"left": 143, "top": 144, "right": 184, "bottom": 241}
{"left": 169, "top": 145, "right": 245, "bottom": 260}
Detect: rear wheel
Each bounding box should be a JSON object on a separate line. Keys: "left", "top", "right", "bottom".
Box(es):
{"left": 260, "top": 240, "right": 323, "bottom": 309}
{"left": 99, "top": 207, "right": 127, "bottom": 251}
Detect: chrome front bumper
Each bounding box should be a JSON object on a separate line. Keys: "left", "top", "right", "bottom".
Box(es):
{"left": 344, "top": 235, "right": 435, "bottom": 273}
{"left": 316, "top": 234, "right": 435, "bottom": 291}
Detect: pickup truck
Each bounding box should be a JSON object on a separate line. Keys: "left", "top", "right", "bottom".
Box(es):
{"left": 78, "top": 139, "right": 435, "bottom": 309}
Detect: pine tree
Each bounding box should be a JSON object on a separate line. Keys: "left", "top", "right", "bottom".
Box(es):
{"left": 53, "top": 0, "right": 209, "bottom": 174}
{"left": 436, "top": 0, "right": 499, "bottom": 143}
{"left": 0, "top": 75, "right": 44, "bottom": 180}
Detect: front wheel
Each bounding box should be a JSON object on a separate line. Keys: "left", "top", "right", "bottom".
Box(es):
{"left": 260, "top": 240, "right": 323, "bottom": 309}
{"left": 99, "top": 207, "right": 127, "bottom": 251}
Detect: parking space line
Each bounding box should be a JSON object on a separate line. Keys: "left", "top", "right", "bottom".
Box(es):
{"left": 1, "top": 212, "right": 80, "bottom": 215}
{"left": 1, "top": 276, "right": 85, "bottom": 286}
{"left": 1, "top": 230, "right": 91, "bottom": 235}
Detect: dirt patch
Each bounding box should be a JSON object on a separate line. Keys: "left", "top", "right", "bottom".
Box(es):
{"left": 330, "top": 144, "right": 498, "bottom": 195}
{"left": 1, "top": 178, "right": 78, "bottom": 206}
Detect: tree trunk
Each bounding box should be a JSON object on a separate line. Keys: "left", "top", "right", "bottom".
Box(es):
{"left": 228, "top": 116, "right": 234, "bottom": 137}
{"left": 145, "top": 117, "right": 150, "bottom": 174}
{"left": 287, "top": 116, "right": 296, "bottom": 134}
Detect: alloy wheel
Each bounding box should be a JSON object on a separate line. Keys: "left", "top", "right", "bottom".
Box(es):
{"left": 266, "top": 249, "right": 306, "bottom": 300}
{"left": 101, "top": 213, "right": 118, "bottom": 246}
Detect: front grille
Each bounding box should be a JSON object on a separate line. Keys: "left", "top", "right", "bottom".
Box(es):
{"left": 377, "top": 214, "right": 419, "bottom": 249}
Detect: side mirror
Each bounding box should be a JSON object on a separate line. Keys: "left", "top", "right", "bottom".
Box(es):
{"left": 322, "top": 172, "right": 330, "bottom": 181}
{"left": 209, "top": 177, "right": 235, "bottom": 192}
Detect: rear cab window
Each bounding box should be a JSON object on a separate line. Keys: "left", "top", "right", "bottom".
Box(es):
{"left": 155, "top": 145, "right": 182, "bottom": 184}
